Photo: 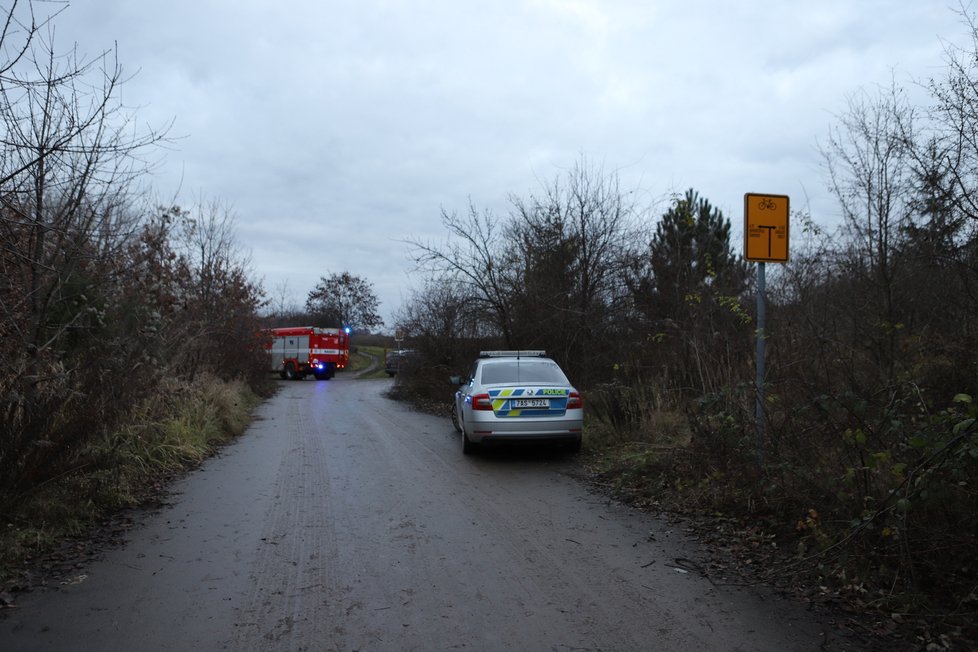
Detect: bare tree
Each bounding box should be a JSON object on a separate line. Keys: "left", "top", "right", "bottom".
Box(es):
{"left": 0, "top": 8, "right": 170, "bottom": 355}
{"left": 506, "top": 158, "right": 639, "bottom": 383}
{"left": 305, "top": 271, "right": 382, "bottom": 331}
{"left": 161, "top": 199, "right": 266, "bottom": 381}
{"left": 918, "top": 3, "right": 978, "bottom": 226}
{"left": 0, "top": 2, "right": 171, "bottom": 493}
{"left": 819, "top": 82, "right": 916, "bottom": 380}
{"left": 393, "top": 277, "right": 488, "bottom": 369}
{"left": 408, "top": 202, "right": 516, "bottom": 345}
{"left": 913, "top": 4, "right": 978, "bottom": 368}
{"left": 266, "top": 278, "right": 304, "bottom": 322}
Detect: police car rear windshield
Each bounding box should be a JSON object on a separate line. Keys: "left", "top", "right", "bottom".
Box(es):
{"left": 480, "top": 360, "right": 569, "bottom": 385}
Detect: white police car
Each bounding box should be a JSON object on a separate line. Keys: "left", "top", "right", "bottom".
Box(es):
{"left": 450, "top": 351, "right": 583, "bottom": 455}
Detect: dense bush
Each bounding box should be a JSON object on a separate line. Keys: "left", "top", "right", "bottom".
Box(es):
{"left": 0, "top": 6, "right": 270, "bottom": 515}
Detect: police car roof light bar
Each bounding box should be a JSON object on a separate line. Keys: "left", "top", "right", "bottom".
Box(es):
{"left": 478, "top": 350, "right": 547, "bottom": 358}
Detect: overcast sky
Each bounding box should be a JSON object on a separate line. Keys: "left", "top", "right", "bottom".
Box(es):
{"left": 53, "top": 1, "right": 970, "bottom": 327}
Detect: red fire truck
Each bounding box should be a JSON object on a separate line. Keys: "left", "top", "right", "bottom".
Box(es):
{"left": 265, "top": 326, "right": 350, "bottom": 380}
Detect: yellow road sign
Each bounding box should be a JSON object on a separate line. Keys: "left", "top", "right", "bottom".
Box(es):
{"left": 744, "top": 193, "right": 789, "bottom": 263}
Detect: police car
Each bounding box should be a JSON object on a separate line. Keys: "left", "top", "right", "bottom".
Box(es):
{"left": 450, "top": 351, "right": 583, "bottom": 455}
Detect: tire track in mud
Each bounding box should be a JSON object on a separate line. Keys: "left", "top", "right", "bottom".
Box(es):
{"left": 232, "top": 388, "right": 337, "bottom": 650}
{"left": 313, "top": 383, "right": 449, "bottom": 650}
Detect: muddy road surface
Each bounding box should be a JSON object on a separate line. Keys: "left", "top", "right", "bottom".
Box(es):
{"left": 1, "top": 376, "right": 832, "bottom": 651}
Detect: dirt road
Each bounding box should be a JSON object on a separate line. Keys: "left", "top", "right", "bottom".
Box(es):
{"left": 0, "top": 376, "right": 831, "bottom": 651}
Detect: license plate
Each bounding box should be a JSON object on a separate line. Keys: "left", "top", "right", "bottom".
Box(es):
{"left": 512, "top": 398, "right": 549, "bottom": 408}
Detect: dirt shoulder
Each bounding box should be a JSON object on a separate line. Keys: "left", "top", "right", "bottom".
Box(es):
{"left": 576, "top": 453, "right": 974, "bottom": 652}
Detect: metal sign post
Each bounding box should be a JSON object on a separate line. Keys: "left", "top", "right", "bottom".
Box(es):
{"left": 744, "top": 193, "right": 789, "bottom": 464}
{"left": 755, "top": 261, "right": 766, "bottom": 463}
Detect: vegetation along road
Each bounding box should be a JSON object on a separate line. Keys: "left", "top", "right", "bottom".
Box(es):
{"left": 1, "top": 375, "right": 832, "bottom": 651}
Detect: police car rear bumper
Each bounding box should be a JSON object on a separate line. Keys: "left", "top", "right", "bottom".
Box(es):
{"left": 467, "top": 418, "right": 583, "bottom": 442}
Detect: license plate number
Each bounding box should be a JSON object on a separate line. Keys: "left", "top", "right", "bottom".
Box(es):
{"left": 512, "top": 398, "right": 549, "bottom": 408}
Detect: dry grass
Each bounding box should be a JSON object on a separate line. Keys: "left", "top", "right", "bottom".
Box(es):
{"left": 585, "top": 380, "right": 691, "bottom": 449}
{"left": 0, "top": 374, "right": 261, "bottom": 582}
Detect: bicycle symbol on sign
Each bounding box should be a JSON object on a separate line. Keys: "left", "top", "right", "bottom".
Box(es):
{"left": 757, "top": 197, "right": 777, "bottom": 211}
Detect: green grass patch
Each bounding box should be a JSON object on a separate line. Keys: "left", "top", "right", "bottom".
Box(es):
{"left": 351, "top": 345, "right": 392, "bottom": 379}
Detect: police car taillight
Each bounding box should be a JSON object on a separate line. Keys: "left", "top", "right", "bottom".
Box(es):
{"left": 472, "top": 394, "right": 493, "bottom": 411}
{"left": 567, "top": 391, "right": 583, "bottom": 409}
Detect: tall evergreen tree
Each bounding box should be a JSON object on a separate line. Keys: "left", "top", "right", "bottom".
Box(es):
{"left": 637, "top": 189, "right": 748, "bottom": 323}
{"left": 629, "top": 189, "right": 750, "bottom": 391}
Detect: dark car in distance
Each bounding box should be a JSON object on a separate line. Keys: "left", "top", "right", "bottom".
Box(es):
{"left": 384, "top": 349, "right": 415, "bottom": 376}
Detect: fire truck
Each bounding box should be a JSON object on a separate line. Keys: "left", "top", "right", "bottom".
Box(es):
{"left": 265, "top": 326, "right": 350, "bottom": 380}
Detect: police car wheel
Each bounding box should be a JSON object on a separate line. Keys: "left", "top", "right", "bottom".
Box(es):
{"left": 462, "top": 432, "right": 477, "bottom": 455}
